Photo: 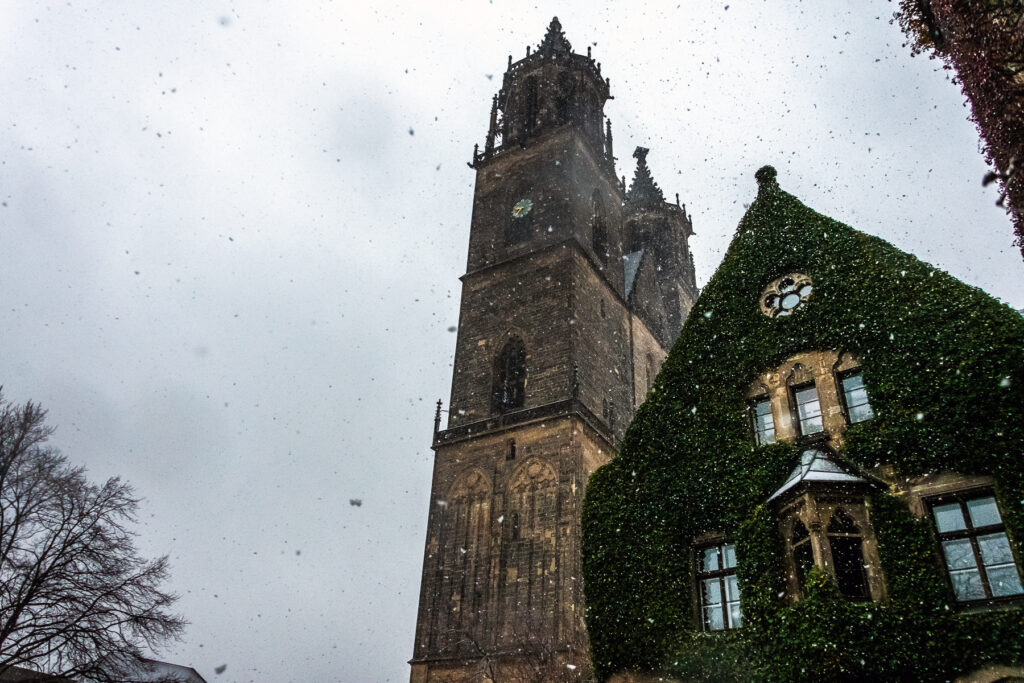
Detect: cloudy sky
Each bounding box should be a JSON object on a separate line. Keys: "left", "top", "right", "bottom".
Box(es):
{"left": 2, "top": 1, "right": 1022, "bottom": 681}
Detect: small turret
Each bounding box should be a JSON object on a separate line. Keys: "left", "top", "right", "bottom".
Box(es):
{"left": 622, "top": 147, "right": 698, "bottom": 344}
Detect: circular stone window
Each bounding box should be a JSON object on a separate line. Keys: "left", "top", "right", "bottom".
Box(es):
{"left": 760, "top": 273, "right": 813, "bottom": 318}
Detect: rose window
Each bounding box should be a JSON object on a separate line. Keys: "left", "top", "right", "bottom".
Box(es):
{"left": 760, "top": 274, "right": 812, "bottom": 318}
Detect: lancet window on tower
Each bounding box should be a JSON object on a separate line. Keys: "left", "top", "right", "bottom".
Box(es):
{"left": 493, "top": 337, "right": 527, "bottom": 413}
{"left": 524, "top": 76, "right": 538, "bottom": 137}
{"left": 592, "top": 191, "right": 608, "bottom": 264}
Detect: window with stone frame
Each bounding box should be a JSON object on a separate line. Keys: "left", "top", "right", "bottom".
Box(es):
{"left": 748, "top": 351, "right": 868, "bottom": 447}
{"left": 839, "top": 369, "right": 874, "bottom": 424}
{"left": 929, "top": 492, "right": 1024, "bottom": 603}
{"left": 778, "top": 488, "right": 885, "bottom": 603}
{"left": 493, "top": 337, "right": 526, "bottom": 413}
{"left": 696, "top": 541, "right": 742, "bottom": 631}
{"left": 750, "top": 395, "right": 775, "bottom": 446}
{"left": 791, "top": 381, "right": 823, "bottom": 437}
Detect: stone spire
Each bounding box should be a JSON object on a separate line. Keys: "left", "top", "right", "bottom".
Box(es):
{"left": 625, "top": 146, "right": 665, "bottom": 208}
{"left": 539, "top": 16, "right": 572, "bottom": 53}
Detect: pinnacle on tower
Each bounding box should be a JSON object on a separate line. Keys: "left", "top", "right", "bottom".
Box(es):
{"left": 539, "top": 16, "right": 572, "bottom": 53}
{"left": 625, "top": 146, "right": 665, "bottom": 208}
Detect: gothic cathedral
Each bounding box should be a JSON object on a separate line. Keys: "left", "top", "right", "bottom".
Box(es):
{"left": 410, "top": 19, "right": 698, "bottom": 681}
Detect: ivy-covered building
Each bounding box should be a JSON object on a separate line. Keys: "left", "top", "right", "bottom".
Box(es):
{"left": 582, "top": 166, "right": 1024, "bottom": 682}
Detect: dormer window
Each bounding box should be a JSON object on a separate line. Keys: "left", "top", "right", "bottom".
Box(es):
{"left": 792, "top": 383, "right": 823, "bottom": 436}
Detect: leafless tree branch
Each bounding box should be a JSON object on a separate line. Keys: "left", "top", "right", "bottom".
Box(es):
{"left": 0, "top": 390, "right": 186, "bottom": 682}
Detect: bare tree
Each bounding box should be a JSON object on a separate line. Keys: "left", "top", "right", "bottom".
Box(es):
{"left": 0, "top": 391, "right": 185, "bottom": 682}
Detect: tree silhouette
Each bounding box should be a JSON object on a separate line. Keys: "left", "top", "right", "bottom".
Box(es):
{"left": 0, "top": 392, "right": 185, "bottom": 682}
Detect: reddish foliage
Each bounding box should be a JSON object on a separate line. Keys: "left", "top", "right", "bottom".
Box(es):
{"left": 898, "top": 0, "right": 1024, "bottom": 259}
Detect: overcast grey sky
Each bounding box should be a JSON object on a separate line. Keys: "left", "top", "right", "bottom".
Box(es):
{"left": 2, "top": 1, "right": 1022, "bottom": 681}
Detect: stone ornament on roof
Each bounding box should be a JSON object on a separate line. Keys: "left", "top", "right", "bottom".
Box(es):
{"left": 539, "top": 16, "right": 572, "bottom": 53}
{"left": 625, "top": 146, "right": 665, "bottom": 208}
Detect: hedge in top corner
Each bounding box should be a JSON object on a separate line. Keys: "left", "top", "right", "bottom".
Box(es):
{"left": 581, "top": 166, "right": 1024, "bottom": 682}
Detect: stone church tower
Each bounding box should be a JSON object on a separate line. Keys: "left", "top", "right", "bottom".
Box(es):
{"left": 409, "top": 18, "right": 698, "bottom": 681}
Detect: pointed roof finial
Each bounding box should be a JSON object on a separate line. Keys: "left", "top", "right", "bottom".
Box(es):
{"left": 626, "top": 146, "right": 665, "bottom": 208}
{"left": 539, "top": 16, "right": 572, "bottom": 53}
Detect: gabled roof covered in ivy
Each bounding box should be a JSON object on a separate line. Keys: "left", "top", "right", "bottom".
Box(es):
{"left": 582, "top": 166, "right": 1024, "bottom": 682}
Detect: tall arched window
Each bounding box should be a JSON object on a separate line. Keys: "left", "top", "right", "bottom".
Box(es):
{"left": 493, "top": 337, "right": 526, "bottom": 413}
{"left": 827, "top": 508, "right": 869, "bottom": 599}
{"left": 591, "top": 191, "right": 608, "bottom": 264}
{"left": 524, "top": 76, "right": 538, "bottom": 136}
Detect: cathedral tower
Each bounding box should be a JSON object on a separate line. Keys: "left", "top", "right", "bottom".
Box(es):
{"left": 409, "top": 19, "right": 698, "bottom": 681}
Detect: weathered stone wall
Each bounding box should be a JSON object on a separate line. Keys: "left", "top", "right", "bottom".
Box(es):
{"left": 411, "top": 415, "right": 611, "bottom": 680}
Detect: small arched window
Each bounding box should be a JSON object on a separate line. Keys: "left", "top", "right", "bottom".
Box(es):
{"left": 524, "top": 76, "right": 538, "bottom": 136}
{"left": 828, "top": 508, "right": 869, "bottom": 599}
{"left": 493, "top": 337, "right": 526, "bottom": 413}
{"left": 791, "top": 518, "right": 814, "bottom": 590}
{"left": 591, "top": 191, "right": 608, "bottom": 264}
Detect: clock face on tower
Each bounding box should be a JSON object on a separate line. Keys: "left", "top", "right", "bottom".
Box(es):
{"left": 511, "top": 198, "right": 534, "bottom": 218}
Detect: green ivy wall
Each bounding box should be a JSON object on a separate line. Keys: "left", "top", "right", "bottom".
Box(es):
{"left": 582, "top": 167, "right": 1024, "bottom": 681}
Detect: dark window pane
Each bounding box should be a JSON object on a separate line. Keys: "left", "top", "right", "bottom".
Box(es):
{"left": 827, "top": 508, "right": 859, "bottom": 534}
{"left": 493, "top": 338, "right": 526, "bottom": 413}
{"left": 792, "top": 519, "right": 810, "bottom": 544}
{"left": 793, "top": 541, "right": 813, "bottom": 588}
{"left": 830, "top": 536, "right": 869, "bottom": 599}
